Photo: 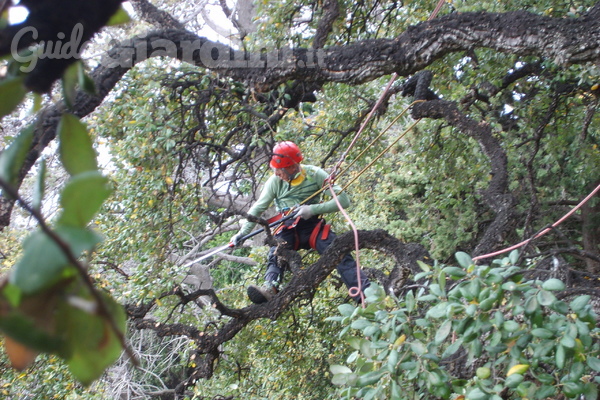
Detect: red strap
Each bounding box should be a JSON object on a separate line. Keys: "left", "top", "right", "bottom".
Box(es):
{"left": 267, "top": 212, "right": 283, "bottom": 224}
{"left": 321, "top": 224, "right": 331, "bottom": 241}
{"left": 309, "top": 220, "right": 324, "bottom": 249}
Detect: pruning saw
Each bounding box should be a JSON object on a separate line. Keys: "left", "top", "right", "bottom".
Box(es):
{"left": 181, "top": 211, "right": 298, "bottom": 268}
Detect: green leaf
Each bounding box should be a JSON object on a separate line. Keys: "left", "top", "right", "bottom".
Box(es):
{"left": 426, "top": 302, "right": 449, "bottom": 319}
{"left": 542, "top": 278, "right": 565, "bottom": 291}
{"left": 387, "top": 349, "right": 399, "bottom": 372}
{"left": 569, "top": 295, "right": 590, "bottom": 312}
{"left": 330, "top": 364, "right": 353, "bottom": 375}
{"left": 442, "top": 266, "right": 467, "bottom": 279}
{"left": 560, "top": 334, "right": 576, "bottom": 349}
{"left": 356, "top": 369, "right": 385, "bottom": 387}
{"left": 0, "top": 312, "right": 64, "bottom": 353}
{"left": 537, "top": 289, "right": 556, "bottom": 306}
{"left": 524, "top": 295, "right": 539, "bottom": 315}
{"left": 416, "top": 260, "right": 431, "bottom": 272}
{"left": 479, "top": 297, "right": 496, "bottom": 311}
{"left": 505, "top": 373, "right": 524, "bottom": 388}
{"left": 351, "top": 319, "right": 371, "bottom": 331}
{"left": 587, "top": 356, "right": 600, "bottom": 372}
{"left": 338, "top": 303, "right": 356, "bottom": 317}
{"left": 562, "top": 382, "right": 584, "bottom": 397}
{"left": 501, "top": 281, "right": 517, "bottom": 291}
{"left": 405, "top": 290, "right": 415, "bottom": 312}
{"left": 57, "top": 171, "right": 112, "bottom": 228}
{"left": 410, "top": 340, "right": 426, "bottom": 356}
{"left": 536, "top": 385, "right": 556, "bottom": 398}
{"left": 428, "top": 370, "right": 444, "bottom": 386}
{"left": 390, "top": 380, "right": 401, "bottom": 400}
{"left": 442, "top": 338, "right": 463, "bottom": 358}
{"left": 555, "top": 344, "right": 566, "bottom": 369}
{"left": 467, "top": 388, "right": 489, "bottom": 400}
{"left": 435, "top": 320, "right": 452, "bottom": 344}
{"left": 77, "top": 63, "right": 96, "bottom": 94}
{"left": 455, "top": 252, "right": 473, "bottom": 269}
{"left": 10, "top": 226, "right": 102, "bottom": 294}
{"left": 57, "top": 114, "right": 98, "bottom": 176}
{"left": 0, "top": 125, "right": 35, "bottom": 187}
{"left": 32, "top": 158, "right": 46, "bottom": 212}
{"left": 531, "top": 328, "right": 554, "bottom": 339}
{"left": 62, "top": 63, "right": 79, "bottom": 108}
{"left": 0, "top": 76, "right": 27, "bottom": 118}
{"left": 582, "top": 382, "right": 598, "bottom": 400}
{"left": 508, "top": 249, "right": 519, "bottom": 264}
{"left": 2, "top": 284, "right": 21, "bottom": 307}
{"left": 550, "top": 300, "right": 569, "bottom": 315}
{"left": 502, "top": 320, "right": 520, "bottom": 332}
{"left": 106, "top": 6, "right": 132, "bottom": 26}
{"left": 59, "top": 291, "right": 126, "bottom": 386}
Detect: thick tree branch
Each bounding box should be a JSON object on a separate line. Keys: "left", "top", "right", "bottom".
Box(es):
{"left": 126, "top": 229, "right": 427, "bottom": 392}
{"left": 129, "top": 0, "right": 185, "bottom": 30}
{"left": 3, "top": 6, "right": 600, "bottom": 230}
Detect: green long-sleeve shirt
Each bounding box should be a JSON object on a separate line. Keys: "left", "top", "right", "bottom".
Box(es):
{"left": 238, "top": 165, "right": 350, "bottom": 237}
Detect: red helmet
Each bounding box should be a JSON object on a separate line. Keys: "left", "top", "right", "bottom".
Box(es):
{"left": 270, "top": 141, "right": 303, "bottom": 168}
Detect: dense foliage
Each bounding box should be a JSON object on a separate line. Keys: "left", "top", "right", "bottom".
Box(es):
{"left": 0, "top": 0, "right": 599, "bottom": 399}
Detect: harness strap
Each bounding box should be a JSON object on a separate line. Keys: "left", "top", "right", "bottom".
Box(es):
{"left": 321, "top": 223, "right": 331, "bottom": 241}
{"left": 267, "top": 213, "right": 283, "bottom": 224}
{"left": 309, "top": 219, "right": 331, "bottom": 249}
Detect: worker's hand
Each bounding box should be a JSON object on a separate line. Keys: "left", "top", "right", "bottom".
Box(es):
{"left": 295, "top": 205, "right": 314, "bottom": 220}
{"left": 231, "top": 233, "right": 245, "bottom": 246}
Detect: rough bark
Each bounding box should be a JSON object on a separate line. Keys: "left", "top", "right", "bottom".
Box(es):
{"left": 2, "top": 5, "right": 600, "bottom": 230}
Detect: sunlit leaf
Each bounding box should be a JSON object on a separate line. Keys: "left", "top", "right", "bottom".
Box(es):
{"left": 57, "top": 171, "right": 112, "bottom": 228}
{"left": 57, "top": 114, "right": 98, "bottom": 176}
{"left": 106, "top": 6, "right": 132, "bottom": 26}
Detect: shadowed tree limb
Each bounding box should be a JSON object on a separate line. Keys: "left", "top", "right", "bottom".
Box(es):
{"left": 125, "top": 229, "right": 427, "bottom": 392}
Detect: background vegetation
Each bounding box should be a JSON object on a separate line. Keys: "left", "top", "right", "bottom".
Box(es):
{"left": 0, "top": 0, "right": 599, "bottom": 399}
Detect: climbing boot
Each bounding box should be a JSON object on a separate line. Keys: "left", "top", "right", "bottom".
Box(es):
{"left": 247, "top": 284, "right": 278, "bottom": 304}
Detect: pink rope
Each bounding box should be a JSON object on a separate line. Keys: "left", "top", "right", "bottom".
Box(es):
{"left": 323, "top": 0, "right": 448, "bottom": 304}
{"left": 328, "top": 181, "right": 366, "bottom": 306}
{"left": 473, "top": 183, "right": 600, "bottom": 261}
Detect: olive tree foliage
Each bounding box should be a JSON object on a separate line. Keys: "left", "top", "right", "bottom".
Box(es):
{"left": 0, "top": 0, "right": 599, "bottom": 398}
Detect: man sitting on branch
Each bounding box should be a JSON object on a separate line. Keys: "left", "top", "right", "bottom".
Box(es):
{"left": 232, "top": 141, "right": 370, "bottom": 304}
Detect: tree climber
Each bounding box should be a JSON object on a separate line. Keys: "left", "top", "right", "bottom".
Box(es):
{"left": 232, "top": 141, "right": 370, "bottom": 304}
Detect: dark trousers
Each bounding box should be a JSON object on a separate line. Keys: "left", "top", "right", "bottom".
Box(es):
{"left": 264, "top": 216, "right": 369, "bottom": 301}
